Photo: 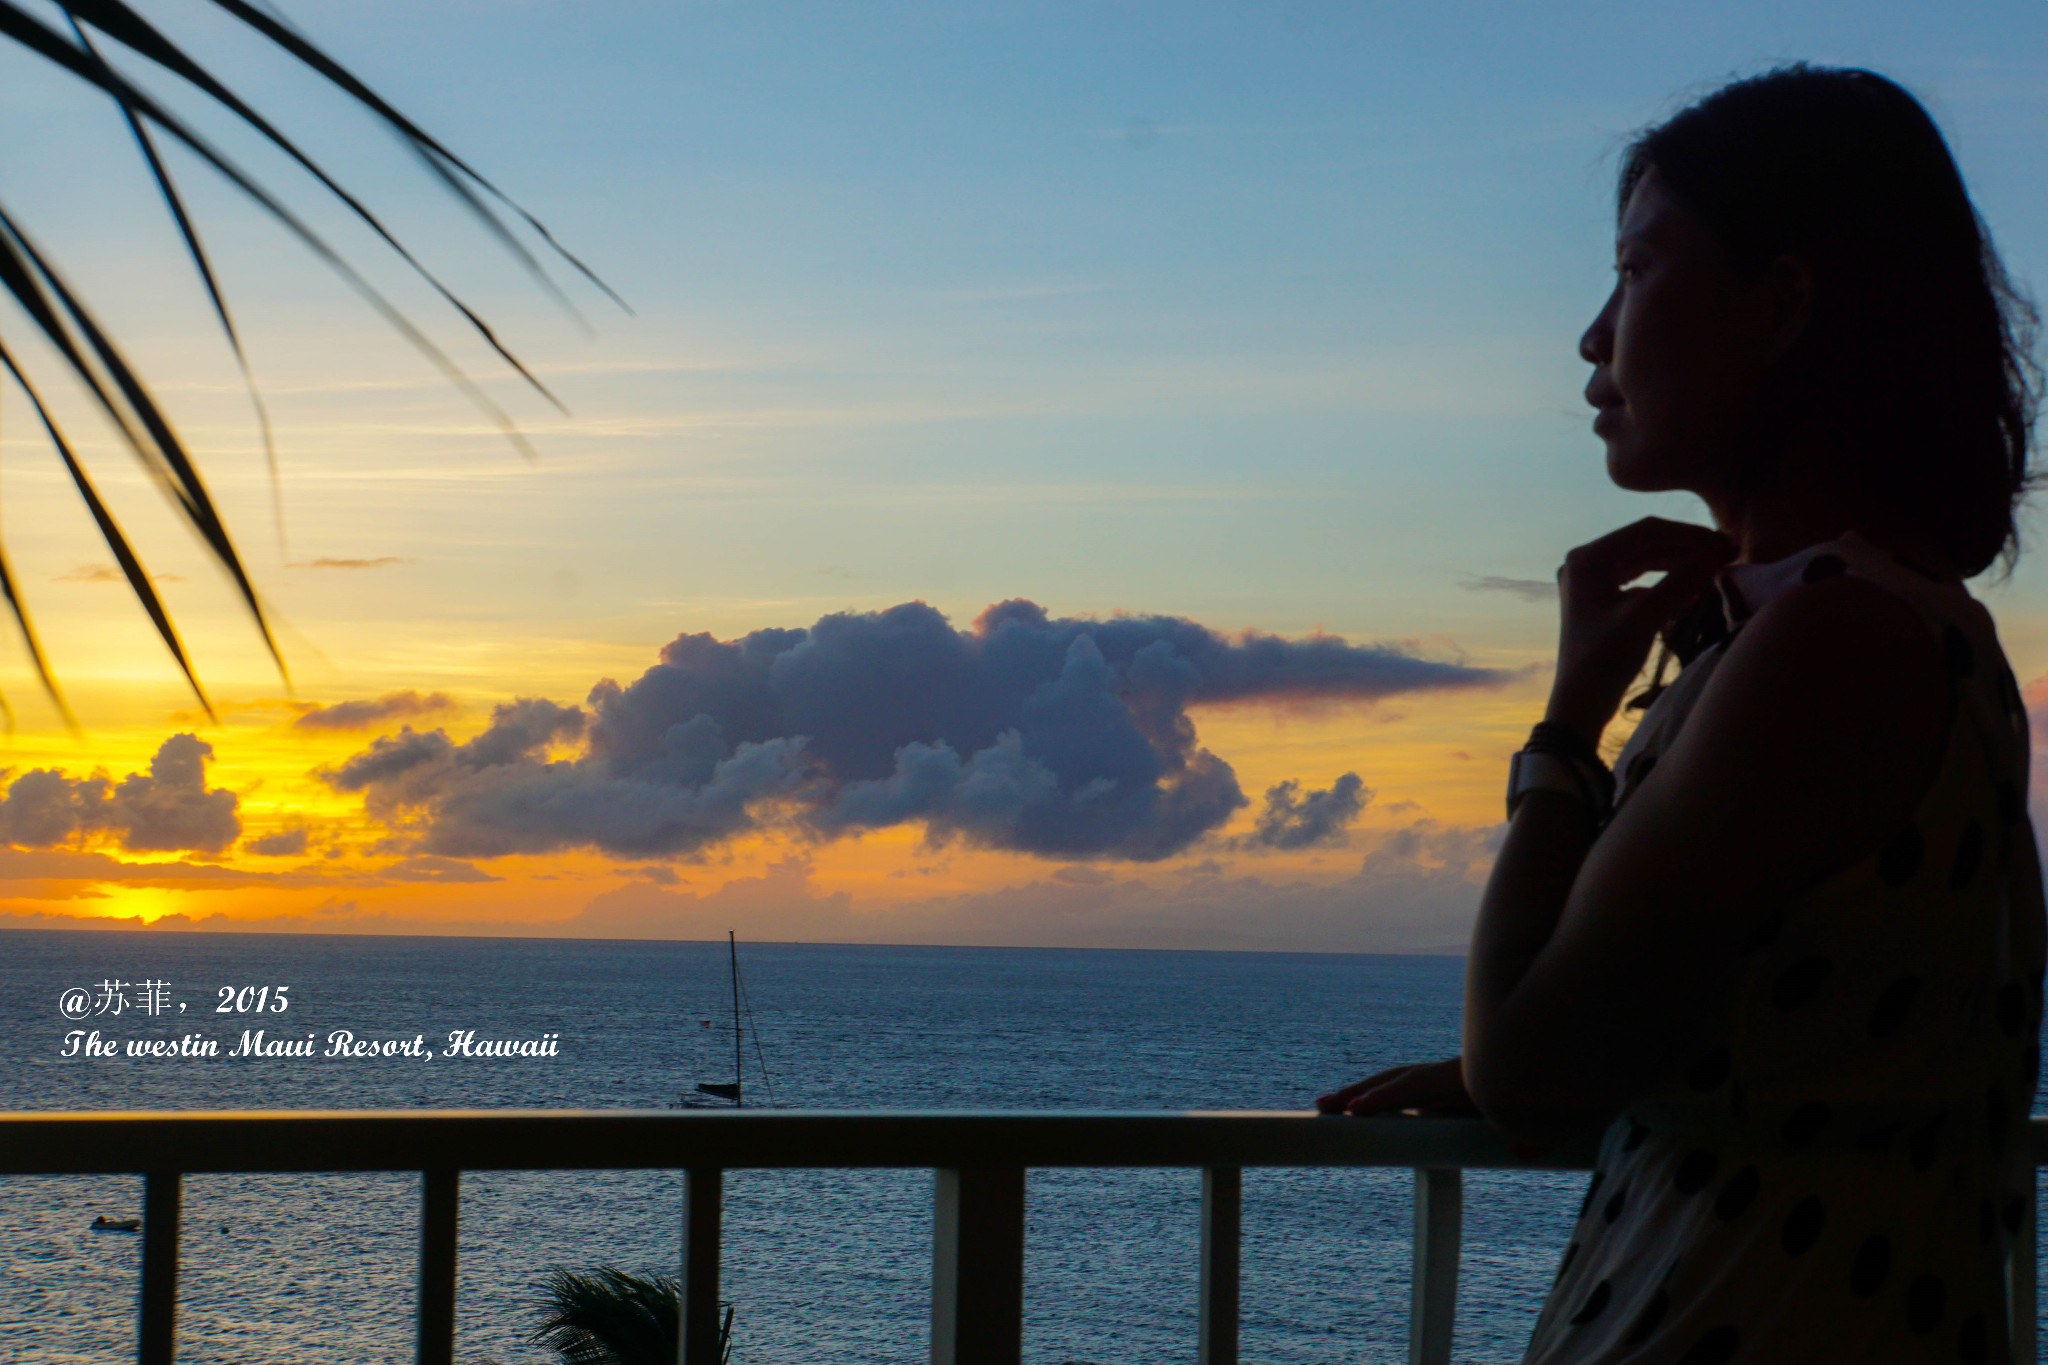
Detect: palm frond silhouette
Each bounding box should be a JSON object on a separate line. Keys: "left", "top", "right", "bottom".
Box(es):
{"left": 0, "top": 0, "right": 615, "bottom": 726}
{"left": 528, "top": 1266, "right": 733, "bottom": 1365}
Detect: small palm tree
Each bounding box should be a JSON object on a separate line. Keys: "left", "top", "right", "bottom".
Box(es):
{"left": 528, "top": 1266, "right": 734, "bottom": 1365}
{"left": 0, "top": 1, "right": 615, "bottom": 722}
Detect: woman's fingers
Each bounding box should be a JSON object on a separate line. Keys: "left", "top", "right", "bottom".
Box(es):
{"left": 1563, "top": 523, "right": 1736, "bottom": 601}
{"left": 1314, "top": 1063, "right": 1420, "bottom": 1113}
{"left": 1546, "top": 520, "right": 1736, "bottom": 744}
{"left": 1346, "top": 1068, "right": 1472, "bottom": 1116}
{"left": 1566, "top": 518, "right": 1735, "bottom": 583}
{"left": 1316, "top": 1057, "right": 1476, "bottom": 1117}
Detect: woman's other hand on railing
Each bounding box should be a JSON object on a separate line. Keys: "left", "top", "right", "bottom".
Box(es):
{"left": 1314, "top": 1057, "right": 1480, "bottom": 1117}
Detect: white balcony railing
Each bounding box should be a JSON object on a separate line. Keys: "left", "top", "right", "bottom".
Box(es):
{"left": 1, "top": 1109, "right": 2038, "bottom": 1364}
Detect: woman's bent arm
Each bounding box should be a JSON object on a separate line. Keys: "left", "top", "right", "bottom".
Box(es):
{"left": 1463, "top": 574, "right": 1949, "bottom": 1142}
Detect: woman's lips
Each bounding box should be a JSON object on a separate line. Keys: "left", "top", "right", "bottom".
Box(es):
{"left": 1590, "top": 403, "right": 1621, "bottom": 435}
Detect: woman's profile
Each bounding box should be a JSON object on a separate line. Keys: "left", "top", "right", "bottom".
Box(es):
{"left": 1319, "top": 66, "right": 2044, "bottom": 1363}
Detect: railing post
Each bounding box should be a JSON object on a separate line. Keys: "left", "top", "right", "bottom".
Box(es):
{"left": 416, "top": 1169, "right": 459, "bottom": 1365}
{"left": 2008, "top": 1163, "right": 2036, "bottom": 1363}
{"left": 139, "top": 1171, "right": 180, "bottom": 1365}
{"left": 1199, "top": 1166, "right": 1241, "bottom": 1365}
{"left": 1409, "top": 1166, "right": 1461, "bottom": 1365}
{"left": 681, "top": 1167, "right": 724, "bottom": 1365}
{"left": 931, "top": 1166, "right": 1024, "bottom": 1365}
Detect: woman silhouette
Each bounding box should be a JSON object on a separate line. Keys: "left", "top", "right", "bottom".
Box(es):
{"left": 1319, "top": 66, "right": 2044, "bottom": 1363}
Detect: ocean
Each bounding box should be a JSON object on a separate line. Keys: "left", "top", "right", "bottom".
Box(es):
{"left": 1, "top": 930, "right": 2037, "bottom": 1363}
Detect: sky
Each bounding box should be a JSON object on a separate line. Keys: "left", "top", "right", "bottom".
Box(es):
{"left": 0, "top": 0, "right": 2044, "bottom": 950}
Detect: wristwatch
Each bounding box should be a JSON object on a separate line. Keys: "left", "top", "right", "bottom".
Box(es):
{"left": 1505, "top": 748, "right": 1612, "bottom": 820}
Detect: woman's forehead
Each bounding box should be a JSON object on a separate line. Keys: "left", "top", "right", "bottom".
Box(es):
{"left": 1617, "top": 169, "right": 1711, "bottom": 254}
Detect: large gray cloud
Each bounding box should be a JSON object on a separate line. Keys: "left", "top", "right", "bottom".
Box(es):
{"left": 321, "top": 600, "right": 1509, "bottom": 861}
{"left": 0, "top": 734, "right": 240, "bottom": 855}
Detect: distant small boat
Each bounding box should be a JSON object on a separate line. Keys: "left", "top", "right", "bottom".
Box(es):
{"left": 698, "top": 931, "right": 748, "bottom": 1106}
{"left": 675, "top": 930, "right": 774, "bottom": 1109}
{"left": 91, "top": 1216, "right": 140, "bottom": 1232}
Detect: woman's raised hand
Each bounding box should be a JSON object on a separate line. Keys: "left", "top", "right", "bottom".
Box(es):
{"left": 1314, "top": 1057, "right": 1480, "bottom": 1117}
{"left": 1546, "top": 517, "right": 1737, "bottom": 747}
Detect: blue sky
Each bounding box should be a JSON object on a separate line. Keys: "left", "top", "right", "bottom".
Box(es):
{"left": 251, "top": 0, "right": 2048, "bottom": 644}
{"left": 0, "top": 1, "right": 2045, "bottom": 944}
{"left": 7, "top": 1, "right": 2048, "bottom": 660}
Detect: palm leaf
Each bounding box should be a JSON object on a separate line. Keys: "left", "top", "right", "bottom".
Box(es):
{"left": 527, "top": 1266, "right": 680, "bottom": 1365}
{"left": 67, "top": 13, "right": 283, "bottom": 551}
{"left": 0, "top": 0, "right": 613, "bottom": 714}
{"left": 0, "top": 1, "right": 542, "bottom": 457}
{"left": 58, "top": 0, "right": 565, "bottom": 408}
{"left": 201, "top": 0, "right": 630, "bottom": 317}
{"left": 0, "top": 201, "right": 282, "bottom": 688}
{"left": 0, "top": 337, "right": 188, "bottom": 721}
{"left": 525, "top": 1265, "right": 736, "bottom": 1365}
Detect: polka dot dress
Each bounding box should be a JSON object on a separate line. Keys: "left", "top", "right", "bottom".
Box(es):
{"left": 1522, "top": 534, "right": 2045, "bottom": 1365}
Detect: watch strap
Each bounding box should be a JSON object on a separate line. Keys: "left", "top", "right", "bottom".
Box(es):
{"left": 1506, "top": 748, "right": 1611, "bottom": 820}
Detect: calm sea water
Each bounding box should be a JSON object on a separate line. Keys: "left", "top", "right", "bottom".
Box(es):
{"left": 0, "top": 930, "right": 2035, "bottom": 1363}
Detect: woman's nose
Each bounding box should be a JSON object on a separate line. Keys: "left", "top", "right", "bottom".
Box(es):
{"left": 1580, "top": 288, "right": 1619, "bottom": 364}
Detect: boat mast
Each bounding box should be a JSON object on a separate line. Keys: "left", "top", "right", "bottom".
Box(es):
{"left": 728, "top": 929, "right": 743, "bottom": 1108}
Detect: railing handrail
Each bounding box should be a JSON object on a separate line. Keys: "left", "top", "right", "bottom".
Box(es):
{"left": 0, "top": 1108, "right": 1607, "bottom": 1173}
{"left": 9, "top": 1108, "right": 2048, "bottom": 1174}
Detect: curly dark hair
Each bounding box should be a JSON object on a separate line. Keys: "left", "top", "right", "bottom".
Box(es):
{"left": 1621, "top": 65, "right": 2038, "bottom": 577}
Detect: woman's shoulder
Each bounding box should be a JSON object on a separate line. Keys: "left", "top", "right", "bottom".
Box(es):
{"left": 1716, "top": 532, "right": 1978, "bottom": 706}
{"left": 1613, "top": 534, "right": 1978, "bottom": 809}
{"left": 1713, "top": 563, "right": 1949, "bottom": 762}
{"left": 1645, "top": 562, "right": 1951, "bottom": 881}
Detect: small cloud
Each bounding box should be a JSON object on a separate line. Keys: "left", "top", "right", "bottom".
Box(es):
{"left": 245, "top": 829, "right": 310, "bottom": 857}
{"left": 1247, "top": 773, "right": 1371, "bottom": 850}
{"left": 1051, "top": 865, "right": 1114, "bottom": 885}
{"left": 294, "top": 691, "right": 457, "bottom": 732}
{"left": 376, "top": 855, "right": 499, "bottom": 883}
{"left": 288, "top": 557, "right": 407, "bottom": 570}
{"left": 816, "top": 566, "right": 856, "bottom": 579}
{"left": 1460, "top": 576, "right": 1556, "bottom": 603}
{"left": 54, "top": 564, "right": 183, "bottom": 584}
{"left": 628, "top": 865, "right": 679, "bottom": 885}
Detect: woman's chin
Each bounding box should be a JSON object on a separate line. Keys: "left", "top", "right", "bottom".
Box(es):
{"left": 1603, "top": 443, "right": 1659, "bottom": 492}
{"left": 1602, "top": 438, "right": 1702, "bottom": 495}
{"left": 1606, "top": 463, "right": 1689, "bottom": 496}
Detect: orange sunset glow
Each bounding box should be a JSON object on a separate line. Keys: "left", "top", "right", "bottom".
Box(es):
{"left": 3, "top": 0, "right": 2047, "bottom": 958}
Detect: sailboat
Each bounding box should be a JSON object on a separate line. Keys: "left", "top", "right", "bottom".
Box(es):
{"left": 673, "top": 930, "right": 774, "bottom": 1109}
{"left": 696, "top": 931, "right": 746, "bottom": 1106}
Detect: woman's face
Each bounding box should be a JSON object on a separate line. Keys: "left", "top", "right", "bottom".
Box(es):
{"left": 1580, "top": 168, "right": 1794, "bottom": 503}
